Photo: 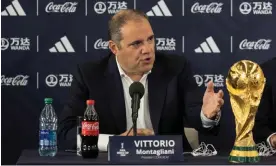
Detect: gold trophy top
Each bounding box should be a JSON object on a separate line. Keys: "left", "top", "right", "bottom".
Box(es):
{"left": 226, "top": 60, "right": 266, "bottom": 108}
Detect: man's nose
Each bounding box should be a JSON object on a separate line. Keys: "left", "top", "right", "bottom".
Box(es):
{"left": 141, "top": 43, "right": 151, "bottom": 54}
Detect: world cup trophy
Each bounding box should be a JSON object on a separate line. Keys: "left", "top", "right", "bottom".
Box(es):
{"left": 226, "top": 60, "right": 266, "bottom": 163}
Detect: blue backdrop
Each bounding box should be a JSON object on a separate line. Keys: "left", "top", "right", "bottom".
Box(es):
{"left": 2, "top": 0, "right": 275, "bottom": 164}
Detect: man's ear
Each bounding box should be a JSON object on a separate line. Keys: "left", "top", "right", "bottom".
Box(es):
{"left": 109, "top": 40, "right": 118, "bottom": 55}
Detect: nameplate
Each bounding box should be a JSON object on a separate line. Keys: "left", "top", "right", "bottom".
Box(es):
{"left": 108, "top": 135, "right": 184, "bottom": 163}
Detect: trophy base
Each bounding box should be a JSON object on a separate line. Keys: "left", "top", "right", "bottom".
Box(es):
{"left": 229, "top": 146, "right": 260, "bottom": 163}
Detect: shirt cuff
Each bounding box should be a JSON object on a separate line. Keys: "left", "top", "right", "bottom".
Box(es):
{"left": 266, "top": 133, "right": 276, "bottom": 151}
{"left": 98, "top": 134, "right": 114, "bottom": 152}
{"left": 200, "top": 110, "right": 221, "bottom": 128}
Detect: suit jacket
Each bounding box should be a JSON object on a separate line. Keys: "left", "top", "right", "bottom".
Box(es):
{"left": 58, "top": 52, "right": 219, "bottom": 151}
{"left": 253, "top": 57, "right": 276, "bottom": 143}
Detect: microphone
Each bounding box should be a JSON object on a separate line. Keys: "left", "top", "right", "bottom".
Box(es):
{"left": 129, "top": 82, "right": 145, "bottom": 136}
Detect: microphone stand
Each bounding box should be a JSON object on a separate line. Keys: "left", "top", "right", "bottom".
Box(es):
{"left": 131, "top": 94, "right": 140, "bottom": 136}
{"left": 133, "top": 120, "right": 137, "bottom": 136}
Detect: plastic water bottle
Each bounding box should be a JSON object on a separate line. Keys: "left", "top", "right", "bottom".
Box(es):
{"left": 39, "top": 98, "right": 58, "bottom": 156}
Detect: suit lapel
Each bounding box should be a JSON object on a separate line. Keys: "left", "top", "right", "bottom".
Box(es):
{"left": 148, "top": 59, "right": 169, "bottom": 134}
{"left": 104, "top": 54, "right": 170, "bottom": 134}
{"left": 105, "top": 55, "right": 126, "bottom": 134}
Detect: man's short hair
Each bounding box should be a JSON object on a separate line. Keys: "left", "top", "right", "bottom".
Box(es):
{"left": 108, "top": 9, "right": 149, "bottom": 48}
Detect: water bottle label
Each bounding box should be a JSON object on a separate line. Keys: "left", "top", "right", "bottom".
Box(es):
{"left": 39, "top": 130, "right": 56, "bottom": 146}
{"left": 39, "top": 130, "right": 49, "bottom": 146}
{"left": 49, "top": 131, "right": 57, "bottom": 146}
{"left": 82, "top": 121, "right": 99, "bottom": 136}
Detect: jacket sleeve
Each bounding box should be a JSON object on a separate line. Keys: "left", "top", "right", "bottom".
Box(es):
{"left": 253, "top": 83, "right": 274, "bottom": 143}
{"left": 57, "top": 64, "right": 89, "bottom": 150}
{"left": 178, "top": 58, "right": 220, "bottom": 136}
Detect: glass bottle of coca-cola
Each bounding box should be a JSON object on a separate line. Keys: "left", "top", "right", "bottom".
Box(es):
{"left": 81, "top": 99, "right": 99, "bottom": 158}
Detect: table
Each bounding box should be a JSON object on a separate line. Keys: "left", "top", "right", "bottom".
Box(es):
{"left": 17, "top": 149, "right": 276, "bottom": 165}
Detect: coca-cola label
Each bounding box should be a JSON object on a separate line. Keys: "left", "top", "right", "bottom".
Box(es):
{"left": 1, "top": 75, "right": 29, "bottom": 86}
{"left": 45, "top": 2, "right": 78, "bottom": 13}
{"left": 191, "top": 2, "right": 223, "bottom": 14}
{"left": 82, "top": 121, "right": 99, "bottom": 136}
{"left": 239, "top": 39, "right": 271, "bottom": 50}
{"left": 94, "top": 39, "right": 109, "bottom": 49}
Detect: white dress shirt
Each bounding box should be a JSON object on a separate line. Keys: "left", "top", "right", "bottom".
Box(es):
{"left": 97, "top": 57, "right": 220, "bottom": 151}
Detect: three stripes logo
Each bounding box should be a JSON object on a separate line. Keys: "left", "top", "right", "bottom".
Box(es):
{"left": 1, "top": 0, "right": 26, "bottom": 16}
{"left": 146, "top": 0, "right": 172, "bottom": 16}
{"left": 49, "top": 36, "right": 75, "bottom": 53}
{"left": 194, "top": 36, "right": 220, "bottom": 53}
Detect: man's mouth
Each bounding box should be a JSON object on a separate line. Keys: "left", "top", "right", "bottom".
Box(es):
{"left": 143, "top": 57, "right": 151, "bottom": 62}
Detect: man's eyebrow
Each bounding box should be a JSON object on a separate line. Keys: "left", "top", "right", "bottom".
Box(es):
{"left": 148, "top": 35, "right": 154, "bottom": 39}
{"left": 128, "top": 40, "right": 143, "bottom": 46}
{"left": 127, "top": 35, "right": 154, "bottom": 46}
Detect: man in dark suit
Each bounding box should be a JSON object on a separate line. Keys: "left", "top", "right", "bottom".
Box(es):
{"left": 253, "top": 57, "right": 276, "bottom": 150}
{"left": 58, "top": 9, "right": 224, "bottom": 152}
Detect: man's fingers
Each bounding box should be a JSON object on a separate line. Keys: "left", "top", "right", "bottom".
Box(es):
{"left": 137, "top": 129, "right": 154, "bottom": 136}
{"left": 205, "top": 81, "right": 214, "bottom": 93}
{"left": 144, "top": 129, "right": 154, "bottom": 135}
{"left": 217, "top": 90, "right": 224, "bottom": 98}
{"left": 137, "top": 129, "right": 145, "bottom": 135}
{"left": 217, "top": 98, "right": 224, "bottom": 106}
{"left": 122, "top": 128, "right": 154, "bottom": 136}
{"left": 137, "top": 129, "right": 149, "bottom": 136}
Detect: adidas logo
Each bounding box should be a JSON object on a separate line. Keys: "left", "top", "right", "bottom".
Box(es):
{"left": 1, "top": 0, "right": 26, "bottom": 16}
{"left": 194, "top": 36, "right": 220, "bottom": 53}
{"left": 49, "top": 36, "right": 75, "bottom": 53}
{"left": 146, "top": 0, "right": 172, "bottom": 16}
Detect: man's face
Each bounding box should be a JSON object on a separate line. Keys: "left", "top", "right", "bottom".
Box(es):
{"left": 114, "top": 19, "right": 155, "bottom": 74}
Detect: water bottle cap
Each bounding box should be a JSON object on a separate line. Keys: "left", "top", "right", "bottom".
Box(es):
{"left": 44, "top": 98, "right": 53, "bottom": 104}
{"left": 86, "top": 100, "right": 94, "bottom": 105}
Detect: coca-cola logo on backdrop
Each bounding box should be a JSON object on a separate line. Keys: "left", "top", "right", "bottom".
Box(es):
{"left": 94, "top": 39, "right": 109, "bottom": 49}
{"left": 191, "top": 2, "right": 223, "bottom": 14}
{"left": 239, "top": 39, "right": 271, "bottom": 50}
{"left": 45, "top": 2, "right": 78, "bottom": 13}
{"left": 1, "top": 75, "right": 29, "bottom": 86}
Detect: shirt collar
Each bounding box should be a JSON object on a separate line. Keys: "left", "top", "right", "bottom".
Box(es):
{"left": 115, "top": 56, "right": 151, "bottom": 78}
